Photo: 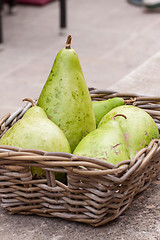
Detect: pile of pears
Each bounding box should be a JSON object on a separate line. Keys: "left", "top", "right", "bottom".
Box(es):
{"left": 0, "top": 35, "right": 159, "bottom": 181}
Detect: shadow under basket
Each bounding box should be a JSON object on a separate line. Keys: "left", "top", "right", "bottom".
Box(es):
{"left": 0, "top": 89, "right": 160, "bottom": 227}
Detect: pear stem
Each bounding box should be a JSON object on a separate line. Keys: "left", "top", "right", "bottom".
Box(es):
{"left": 112, "top": 114, "right": 127, "bottom": 120}
{"left": 23, "top": 98, "right": 36, "bottom": 107}
{"left": 65, "top": 35, "right": 72, "bottom": 49}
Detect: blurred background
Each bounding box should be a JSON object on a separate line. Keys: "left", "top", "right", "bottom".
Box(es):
{"left": 1, "top": 0, "right": 160, "bottom": 118}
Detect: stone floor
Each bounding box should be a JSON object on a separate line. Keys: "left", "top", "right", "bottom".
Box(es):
{"left": 1, "top": 0, "right": 160, "bottom": 117}
{"left": 0, "top": 0, "right": 160, "bottom": 239}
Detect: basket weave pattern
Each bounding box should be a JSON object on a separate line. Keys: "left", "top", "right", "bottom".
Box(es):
{"left": 0, "top": 90, "right": 160, "bottom": 227}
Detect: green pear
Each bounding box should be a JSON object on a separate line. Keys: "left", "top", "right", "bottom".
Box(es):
{"left": 92, "top": 97, "right": 124, "bottom": 127}
{"left": 0, "top": 106, "right": 71, "bottom": 180}
{"left": 37, "top": 35, "right": 96, "bottom": 152}
{"left": 73, "top": 118, "right": 130, "bottom": 165}
{"left": 99, "top": 105, "right": 159, "bottom": 158}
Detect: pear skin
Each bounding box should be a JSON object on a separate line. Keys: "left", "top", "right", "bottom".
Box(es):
{"left": 37, "top": 36, "right": 96, "bottom": 152}
{"left": 92, "top": 97, "right": 124, "bottom": 127}
{"left": 0, "top": 106, "right": 71, "bottom": 180}
{"left": 99, "top": 105, "right": 159, "bottom": 158}
{"left": 73, "top": 119, "right": 130, "bottom": 165}
{"left": 0, "top": 106, "right": 71, "bottom": 153}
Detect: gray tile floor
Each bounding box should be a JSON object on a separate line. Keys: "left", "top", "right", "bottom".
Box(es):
{"left": 1, "top": 0, "right": 160, "bottom": 118}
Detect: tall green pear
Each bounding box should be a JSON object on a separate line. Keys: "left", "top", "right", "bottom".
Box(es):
{"left": 73, "top": 118, "right": 130, "bottom": 165}
{"left": 0, "top": 105, "right": 71, "bottom": 179}
{"left": 99, "top": 105, "right": 159, "bottom": 158}
{"left": 37, "top": 35, "right": 96, "bottom": 152}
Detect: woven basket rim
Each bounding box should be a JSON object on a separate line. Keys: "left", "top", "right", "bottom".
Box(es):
{"left": 0, "top": 90, "right": 160, "bottom": 178}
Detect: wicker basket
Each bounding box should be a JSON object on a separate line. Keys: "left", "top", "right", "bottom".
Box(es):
{"left": 0, "top": 89, "right": 160, "bottom": 227}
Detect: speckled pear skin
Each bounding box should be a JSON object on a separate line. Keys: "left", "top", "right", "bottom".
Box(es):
{"left": 92, "top": 97, "right": 124, "bottom": 127}
{"left": 73, "top": 119, "right": 130, "bottom": 165}
{"left": 99, "top": 105, "right": 159, "bottom": 158}
{"left": 37, "top": 44, "right": 96, "bottom": 152}
{"left": 0, "top": 106, "right": 71, "bottom": 181}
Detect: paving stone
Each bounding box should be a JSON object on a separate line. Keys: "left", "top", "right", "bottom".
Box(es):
{"left": 0, "top": 0, "right": 160, "bottom": 239}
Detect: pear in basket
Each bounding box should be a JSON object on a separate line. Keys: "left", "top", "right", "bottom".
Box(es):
{"left": 37, "top": 35, "right": 96, "bottom": 152}
{"left": 0, "top": 102, "right": 71, "bottom": 180}
{"left": 74, "top": 115, "right": 130, "bottom": 165}
{"left": 99, "top": 105, "right": 159, "bottom": 158}
{"left": 92, "top": 97, "right": 124, "bottom": 127}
